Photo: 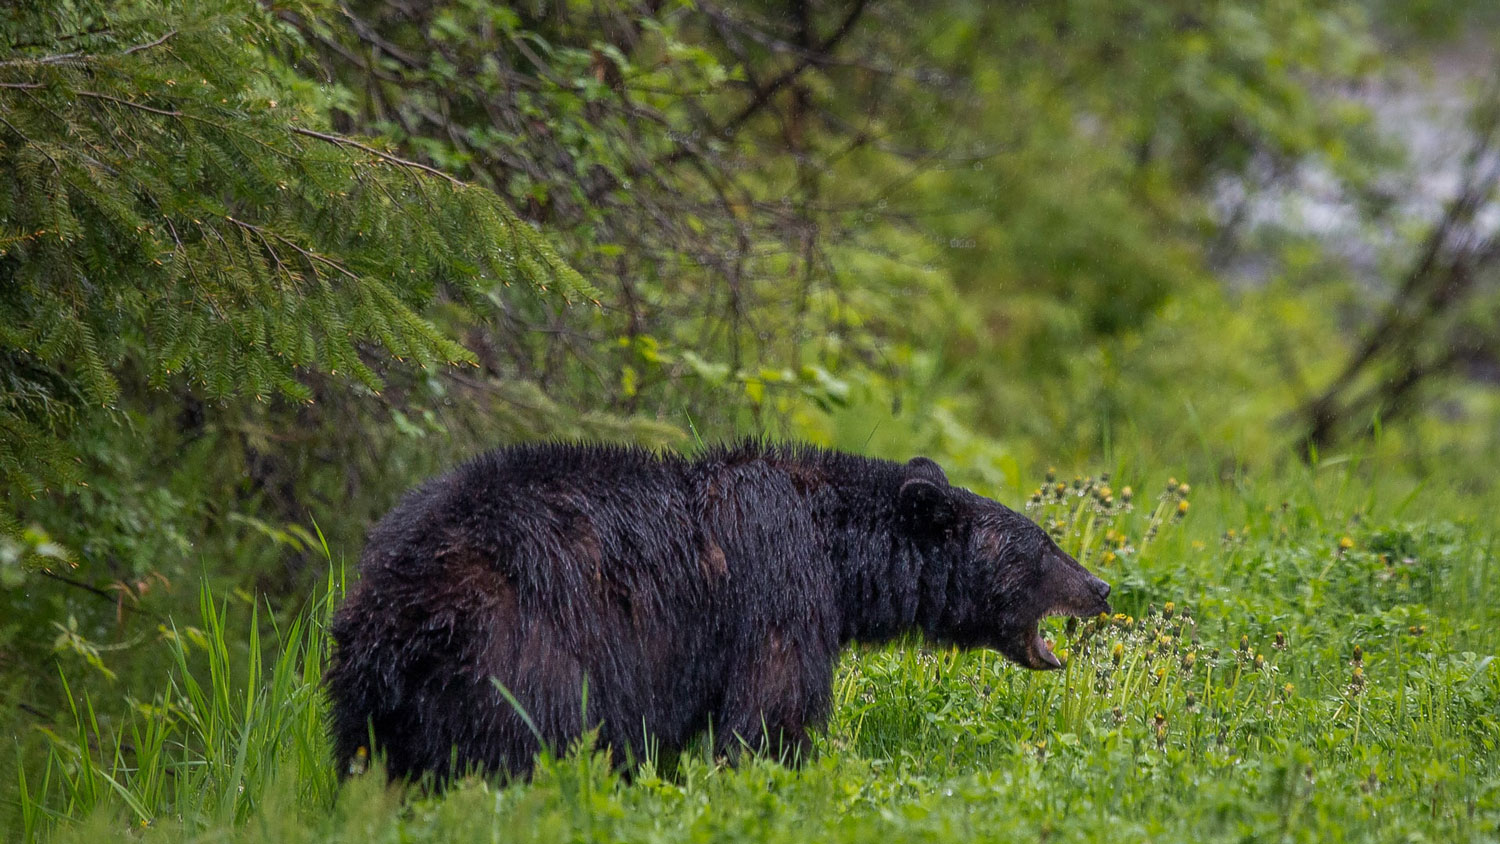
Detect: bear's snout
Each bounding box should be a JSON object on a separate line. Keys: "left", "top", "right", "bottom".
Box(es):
{"left": 1041, "top": 548, "right": 1112, "bottom": 617}
{"left": 1085, "top": 575, "right": 1112, "bottom": 615}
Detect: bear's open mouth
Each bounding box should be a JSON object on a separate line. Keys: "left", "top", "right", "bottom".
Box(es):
{"left": 1021, "top": 605, "right": 1101, "bottom": 670}
{"left": 1026, "top": 622, "right": 1063, "bottom": 669}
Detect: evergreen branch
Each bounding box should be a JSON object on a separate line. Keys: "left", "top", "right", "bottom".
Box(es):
{"left": 5, "top": 24, "right": 113, "bottom": 52}
{"left": 0, "top": 29, "right": 176, "bottom": 68}
{"left": 0, "top": 0, "right": 591, "bottom": 507}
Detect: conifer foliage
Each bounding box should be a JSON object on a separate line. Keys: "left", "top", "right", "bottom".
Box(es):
{"left": 0, "top": 0, "right": 590, "bottom": 507}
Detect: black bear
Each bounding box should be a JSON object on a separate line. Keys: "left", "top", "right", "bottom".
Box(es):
{"left": 326, "top": 441, "right": 1111, "bottom": 780}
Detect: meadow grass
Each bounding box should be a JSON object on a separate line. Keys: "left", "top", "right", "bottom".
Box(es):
{"left": 6, "top": 459, "right": 1499, "bottom": 843}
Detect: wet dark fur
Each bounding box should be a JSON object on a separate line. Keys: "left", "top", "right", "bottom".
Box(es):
{"left": 326, "top": 441, "right": 1110, "bottom": 781}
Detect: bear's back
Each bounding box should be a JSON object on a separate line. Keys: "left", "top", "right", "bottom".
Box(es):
{"left": 360, "top": 442, "right": 700, "bottom": 589}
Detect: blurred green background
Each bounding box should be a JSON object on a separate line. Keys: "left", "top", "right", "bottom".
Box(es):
{"left": 3, "top": 0, "right": 1500, "bottom": 839}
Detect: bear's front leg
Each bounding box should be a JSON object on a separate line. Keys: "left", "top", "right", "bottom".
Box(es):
{"left": 712, "top": 630, "right": 832, "bottom": 766}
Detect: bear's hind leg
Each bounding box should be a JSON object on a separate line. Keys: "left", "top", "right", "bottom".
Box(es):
{"left": 713, "top": 631, "right": 831, "bottom": 767}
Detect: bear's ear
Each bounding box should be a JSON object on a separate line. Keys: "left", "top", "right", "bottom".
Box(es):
{"left": 898, "top": 457, "right": 956, "bottom": 532}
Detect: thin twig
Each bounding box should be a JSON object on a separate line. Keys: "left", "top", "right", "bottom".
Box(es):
{"left": 122, "top": 30, "right": 178, "bottom": 55}
{"left": 665, "top": 0, "right": 870, "bottom": 163}
{"left": 290, "top": 126, "right": 465, "bottom": 187}
{"left": 1, "top": 29, "right": 175, "bottom": 67}
{"left": 223, "top": 214, "right": 364, "bottom": 282}
{"left": 0, "top": 52, "right": 83, "bottom": 69}
{"left": 37, "top": 570, "right": 167, "bottom": 624}
{"left": 77, "top": 89, "right": 182, "bottom": 116}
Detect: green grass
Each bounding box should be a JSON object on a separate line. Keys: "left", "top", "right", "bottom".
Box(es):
{"left": 7, "top": 460, "right": 1500, "bottom": 843}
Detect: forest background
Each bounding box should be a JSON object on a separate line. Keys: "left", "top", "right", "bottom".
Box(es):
{"left": 3, "top": 1, "right": 1500, "bottom": 841}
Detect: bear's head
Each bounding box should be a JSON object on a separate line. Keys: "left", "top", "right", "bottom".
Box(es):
{"left": 899, "top": 457, "right": 1112, "bottom": 669}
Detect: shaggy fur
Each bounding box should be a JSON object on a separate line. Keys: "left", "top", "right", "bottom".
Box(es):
{"left": 326, "top": 441, "right": 1111, "bottom": 780}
